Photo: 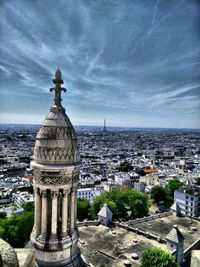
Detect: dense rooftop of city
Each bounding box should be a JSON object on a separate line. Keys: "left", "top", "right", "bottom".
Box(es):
{"left": 1, "top": 124, "right": 200, "bottom": 191}
{"left": 0, "top": 124, "right": 200, "bottom": 266}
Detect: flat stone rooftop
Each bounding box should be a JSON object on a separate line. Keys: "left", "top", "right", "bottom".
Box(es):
{"left": 78, "top": 225, "right": 166, "bottom": 267}
{"left": 128, "top": 214, "right": 200, "bottom": 249}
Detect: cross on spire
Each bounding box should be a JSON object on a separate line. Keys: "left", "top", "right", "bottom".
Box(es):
{"left": 50, "top": 67, "right": 67, "bottom": 107}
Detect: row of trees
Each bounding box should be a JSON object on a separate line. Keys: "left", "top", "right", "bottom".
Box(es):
{"left": 77, "top": 188, "right": 150, "bottom": 221}
{"left": 0, "top": 188, "right": 149, "bottom": 247}
{"left": 151, "top": 179, "right": 183, "bottom": 208}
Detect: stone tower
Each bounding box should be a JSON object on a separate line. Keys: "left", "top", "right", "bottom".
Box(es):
{"left": 31, "top": 68, "right": 82, "bottom": 266}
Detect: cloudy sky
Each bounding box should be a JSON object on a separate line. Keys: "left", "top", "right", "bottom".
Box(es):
{"left": 0, "top": 0, "right": 200, "bottom": 128}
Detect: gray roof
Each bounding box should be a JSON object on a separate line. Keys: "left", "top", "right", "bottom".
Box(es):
{"left": 98, "top": 204, "right": 113, "bottom": 217}
{"left": 175, "top": 186, "right": 200, "bottom": 196}
{"left": 166, "top": 225, "right": 184, "bottom": 244}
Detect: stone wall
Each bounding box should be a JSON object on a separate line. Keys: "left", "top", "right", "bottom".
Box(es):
{"left": 114, "top": 222, "right": 166, "bottom": 244}
{"left": 126, "top": 211, "right": 173, "bottom": 225}
{"left": 0, "top": 239, "right": 35, "bottom": 267}
{"left": 190, "top": 250, "right": 200, "bottom": 267}
{"left": 110, "top": 212, "right": 173, "bottom": 244}
{"left": 77, "top": 212, "right": 173, "bottom": 243}
{"left": 77, "top": 220, "right": 100, "bottom": 227}
{"left": 15, "top": 249, "right": 35, "bottom": 267}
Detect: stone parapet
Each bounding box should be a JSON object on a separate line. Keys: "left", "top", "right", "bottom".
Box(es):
{"left": 15, "top": 249, "right": 35, "bottom": 267}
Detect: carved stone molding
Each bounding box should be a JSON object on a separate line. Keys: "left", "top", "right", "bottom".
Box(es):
{"left": 72, "top": 174, "right": 79, "bottom": 183}
{"left": 51, "top": 191, "right": 59, "bottom": 197}
{"left": 36, "top": 126, "right": 76, "bottom": 141}
{"left": 41, "top": 190, "right": 48, "bottom": 198}
{"left": 36, "top": 188, "right": 40, "bottom": 195}
{"left": 33, "top": 124, "right": 80, "bottom": 164}
{"left": 35, "top": 176, "right": 72, "bottom": 185}
{"left": 63, "top": 189, "right": 69, "bottom": 196}
{"left": 33, "top": 146, "right": 79, "bottom": 163}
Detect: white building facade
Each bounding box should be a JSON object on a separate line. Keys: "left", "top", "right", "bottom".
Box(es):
{"left": 174, "top": 187, "right": 200, "bottom": 217}
{"left": 77, "top": 188, "right": 100, "bottom": 203}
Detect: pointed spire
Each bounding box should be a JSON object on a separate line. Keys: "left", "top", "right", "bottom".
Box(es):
{"left": 103, "top": 119, "right": 107, "bottom": 132}
{"left": 55, "top": 66, "right": 62, "bottom": 82}
{"left": 50, "top": 68, "right": 67, "bottom": 107}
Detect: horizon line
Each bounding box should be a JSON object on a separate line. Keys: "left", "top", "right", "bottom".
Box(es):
{"left": 0, "top": 123, "right": 200, "bottom": 131}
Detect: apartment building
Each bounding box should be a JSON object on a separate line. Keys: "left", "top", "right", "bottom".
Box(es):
{"left": 174, "top": 187, "right": 200, "bottom": 217}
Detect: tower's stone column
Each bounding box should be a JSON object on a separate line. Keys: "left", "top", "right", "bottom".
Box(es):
{"left": 35, "top": 188, "right": 41, "bottom": 236}
{"left": 62, "top": 190, "right": 68, "bottom": 236}
{"left": 70, "top": 189, "right": 76, "bottom": 233}
{"left": 41, "top": 190, "right": 48, "bottom": 237}
{"left": 51, "top": 190, "right": 58, "bottom": 238}
{"left": 74, "top": 189, "right": 77, "bottom": 226}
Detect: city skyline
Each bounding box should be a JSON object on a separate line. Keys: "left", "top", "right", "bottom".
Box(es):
{"left": 0, "top": 0, "right": 200, "bottom": 128}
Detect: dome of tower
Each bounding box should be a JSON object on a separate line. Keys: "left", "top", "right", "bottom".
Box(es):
{"left": 33, "top": 68, "right": 79, "bottom": 165}
{"left": 33, "top": 108, "right": 79, "bottom": 165}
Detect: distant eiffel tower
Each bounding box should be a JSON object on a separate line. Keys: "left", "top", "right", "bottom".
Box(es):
{"left": 103, "top": 119, "right": 107, "bottom": 132}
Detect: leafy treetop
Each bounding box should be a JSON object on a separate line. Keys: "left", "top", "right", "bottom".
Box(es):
{"left": 140, "top": 247, "right": 179, "bottom": 267}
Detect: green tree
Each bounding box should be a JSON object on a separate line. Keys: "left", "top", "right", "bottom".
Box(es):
{"left": 118, "top": 161, "right": 133, "bottom": 172}
{"left": 0, "top": 225, "right": 4, "bottom": 237}
{"left": 141, "top": 247, "right": 179, "bottom": 267}
{"left": 90, "top": 193, "right": 117, "bottom": 220}
{"left": 151, "top": 186, "right": 168, "bottom": 205}
{"left": 0, "top": 212, "right": 7, "bottom": 219}
{"left": 91, "top": 188, "right": 150, "bottom": 220}
{"left": 136, "top": 169, "right": 146, "bottom": 176}
{"left": 77, "top": 198, "right": 91, "bottom": 221}
{"left": 168, "top": 179, "right": 183, "bottom": 198}
{"left": 196, "top": 177, "right": 200, "bottom": 185}
{"left": 22, "top": 202, "right": 34, "bottom": 212}
{"left": 0, "top": 210, "right": 34, "bottom": 248}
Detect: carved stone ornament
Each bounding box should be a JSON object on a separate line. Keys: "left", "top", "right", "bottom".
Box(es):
{"left": 50, "top": 67, "right": 67, "bottom": 107}
{"left": 36, "top": 188, "right": 40, "bottom": 195}
{"left": 35, "top": 176, "right": 72, "bottom": 185}
{"left": 41, "top": 190, "right": 48, "bottom": 198}
{"left": 63, "top": 190, "right": 69, "bottom": 196}
{"left": 36, "top": 126, "right": 76, "bottom": 140}
{"left": 33, "top": 146, "right": 79, "bottom": 163}
{"left": 51, "top": 191, "right": 59, "bottom": 197}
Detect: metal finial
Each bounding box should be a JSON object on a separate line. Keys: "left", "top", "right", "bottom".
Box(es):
{"left": 55, "top": 67, "right": 62, "bottom": 81}
{"left": 50, "top": 68, "right": 67, "bottom": 107}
